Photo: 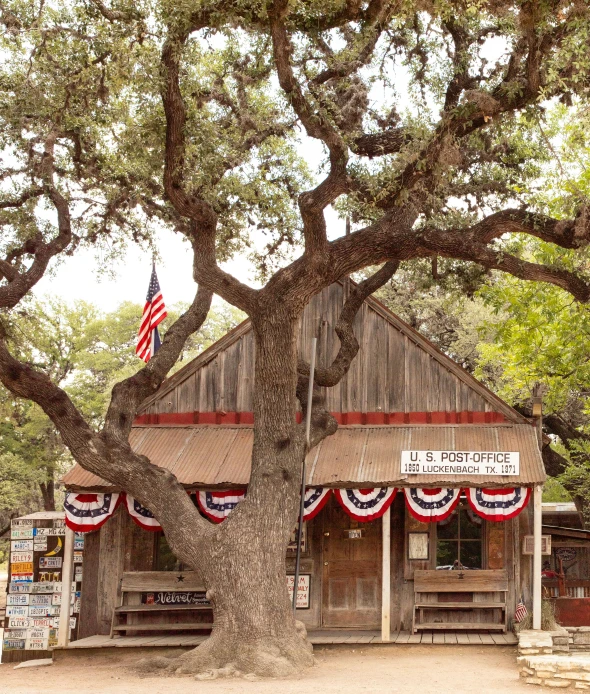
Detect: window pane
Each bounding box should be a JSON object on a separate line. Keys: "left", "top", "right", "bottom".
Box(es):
{"left": 437, "top": 541, "right": 458, "bottom": 568}
{"left": 437, "top": 510, "right": 459, "bottom": 539}
{"left": 460, "top": 541, "right": 482, "bottom": 569}
{"left": 460, "top": 509, "right": 483, "bottom": 539}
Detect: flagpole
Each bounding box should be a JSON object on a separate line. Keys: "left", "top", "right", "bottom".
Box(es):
{"left": 293, "top": 337, "right": 317, "bottom": 614}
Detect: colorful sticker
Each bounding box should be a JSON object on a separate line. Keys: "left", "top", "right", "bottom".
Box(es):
{"left": 30, "top": 582, "right": 55, "bottom": 593}
{"left": 11, "top": 540, "right": 34, "bottom": 552}
{"left": 30, "top": 594, "right": 52, "bottom": 607}
{"left": 33, "top": 527, "right": 65, "bottom": 536}
{"left": 3, "top": 638, "right": 26, "bottom": 651}
{"left": 39, "top": 557, "right": 62, "bottom": 569}
{"left": 7, "top": 594, "right": 29, "bottom": 606}
{"left": 8, "top": 617, "right": 29, "bottom": 628}
{"left": 9, "top": 583, "right": 31, "bottom": 594}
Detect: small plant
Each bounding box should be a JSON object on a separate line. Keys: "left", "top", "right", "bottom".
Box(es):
{"left": 515, "top": 599, "right": 558, "bottom": 631}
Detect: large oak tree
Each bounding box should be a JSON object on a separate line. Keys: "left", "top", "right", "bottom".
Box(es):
{"left": 2, "top": 0, "right": 590, "bottom": 677}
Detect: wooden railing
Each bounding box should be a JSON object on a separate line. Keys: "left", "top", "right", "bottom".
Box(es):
{"left": 543, "top": 579, "right": 590, "bottom": 599}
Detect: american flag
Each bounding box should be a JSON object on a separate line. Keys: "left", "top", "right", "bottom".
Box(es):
{"left": 514, "top": 597, "right": 528, "bottom": 623}
{"left": 136, "top": 264, "right": 167, "bottom": 362}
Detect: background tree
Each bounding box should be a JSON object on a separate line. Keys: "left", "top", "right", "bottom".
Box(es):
{"left": 2, "top": 0, "right": 590, "bottom": 677}
{"left": 0, "top": 298, "right": 242, "bottom": 562}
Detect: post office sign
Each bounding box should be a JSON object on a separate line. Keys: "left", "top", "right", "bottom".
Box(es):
{"left": 401, "top": 450, "right": 520, "bottom": 476}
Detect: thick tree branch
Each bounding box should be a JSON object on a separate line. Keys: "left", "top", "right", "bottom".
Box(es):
{"left": 0, "top": 334, "right": 211, "bottom": 557}
{"left": 160, "top": 31, "right": 258, "bottom": 314}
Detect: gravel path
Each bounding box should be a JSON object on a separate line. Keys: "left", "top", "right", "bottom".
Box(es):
{"left": 0, "top": 644, "right": 529, "bottom": 694}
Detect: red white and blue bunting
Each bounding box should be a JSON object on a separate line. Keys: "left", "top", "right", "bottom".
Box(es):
{"left": 197, "top": 489, "right": 246, "bottom": 524}
{"left": 404, "top": 488, "right": 461, "bottom": 523}
{"left": 302, "top": 487, "right": 332, "bottom": 522}
{"left": 62, "top": 484, "right": 532, "bottom": 532}
{"left": 334, "top": 488, "right": 397, "bottom": 522}
{"left": 466, "top": 487, "right": 531, "bottom": 522}
{"left": 64, "top": 492, "right": 121, "bottom": 532}
{"left": 125, "top": 494, "right": 162, "bottom": 531}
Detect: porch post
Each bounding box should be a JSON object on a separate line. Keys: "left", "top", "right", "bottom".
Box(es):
{"left": 533, "top": 484, "right": 543, "bottom": 630}
{"left": 57, "top": 525, "right": 75, "bottom": 648}
{"left": 381, "top": 506, "right": 391, "bottom": 642}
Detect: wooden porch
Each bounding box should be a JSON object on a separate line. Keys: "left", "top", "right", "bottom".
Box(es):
{"left": 57, "top": 629, "right": 517, "bottom": 653}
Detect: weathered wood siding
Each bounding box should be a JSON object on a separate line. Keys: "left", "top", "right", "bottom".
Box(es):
{"left": 143, "top": 282, "right": 495, "bottom": 416}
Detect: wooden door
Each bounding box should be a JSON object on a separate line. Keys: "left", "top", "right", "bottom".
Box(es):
{"left": 321, "top": 497, "right": 382, "bottom": 628}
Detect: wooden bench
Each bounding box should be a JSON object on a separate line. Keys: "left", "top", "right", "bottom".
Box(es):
{"left": 110, "top": 571, "right": 213, "bottom": 637}
{"left": 412, "top": 569, "right": 508, "bottom": 633}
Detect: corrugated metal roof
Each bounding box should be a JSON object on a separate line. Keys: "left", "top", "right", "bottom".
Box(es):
{"left": 62, "top": 423, "right": 545, "bottom": 490}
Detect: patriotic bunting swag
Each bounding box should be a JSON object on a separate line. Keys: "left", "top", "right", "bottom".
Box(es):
{"left": 302, "top": 488, "right": 332, "bottom": 522}
{"left": 404, "top": 488, "right": 461, "bottom": 523}
{"left": 334, "top": 488, "right": 397, "bottom": 522}
{"left": 466, "top": 487, "right": 531, "bottom": 521}
{"left": 197, "top": 490, "right": 246, "bottom": 523}
{"left": 125, "top": 494, "right": 162, "bottom": 531}
{"left": 64, "top": 492, "right": 121, "bottom": 532}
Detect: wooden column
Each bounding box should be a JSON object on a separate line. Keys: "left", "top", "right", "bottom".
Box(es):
{"left": 57, "top": 525, "right": 75, "bottom": 648}
{"left": 381, "top": 507, "right": 391, "bottom": 642}
{"left": 533, "top": 485, "right": 543, "bottom": 630}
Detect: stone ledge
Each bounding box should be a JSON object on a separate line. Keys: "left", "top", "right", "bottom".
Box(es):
{"left": 520, "top": 655, "right": 590, "bottom": 689}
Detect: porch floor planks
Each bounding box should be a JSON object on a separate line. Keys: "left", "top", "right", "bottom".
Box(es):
{"left": 62, "top": 629, "right": 518, "bottom": 652}
{"left": 479, "top": 634, "right": 496, "bottom": 645}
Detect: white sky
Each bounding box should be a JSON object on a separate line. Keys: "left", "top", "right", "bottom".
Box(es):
{"left": 33, "top": 205, "right": 345, "bottom": 312}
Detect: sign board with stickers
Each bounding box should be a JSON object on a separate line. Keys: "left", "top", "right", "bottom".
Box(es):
{"left": 3, "top": 513, "right": 84, "bottom": 662}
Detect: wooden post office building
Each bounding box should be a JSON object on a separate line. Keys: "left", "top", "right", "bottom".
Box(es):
{"left": 60, "top": 281, "right": 546, "bottom": 642}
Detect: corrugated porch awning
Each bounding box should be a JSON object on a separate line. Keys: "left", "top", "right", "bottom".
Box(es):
{"left": 62, "top": 423, "right": 546, "bottom": 491}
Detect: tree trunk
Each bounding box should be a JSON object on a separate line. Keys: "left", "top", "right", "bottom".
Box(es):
{"left": 172, "top": 305, "right": 314, "bottom": 677}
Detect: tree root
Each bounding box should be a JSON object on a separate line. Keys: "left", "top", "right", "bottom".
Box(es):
{"left": 170, "top": 621, "right": 314, "bottom": 679}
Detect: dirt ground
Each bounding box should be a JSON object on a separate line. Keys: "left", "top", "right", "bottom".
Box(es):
{"left": 0, "top": 645, "right": 528, "bottom": 694}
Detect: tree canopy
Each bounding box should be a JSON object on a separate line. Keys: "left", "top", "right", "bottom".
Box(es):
{"left": 2, "top": 0, "right": 590, "bottom": 677}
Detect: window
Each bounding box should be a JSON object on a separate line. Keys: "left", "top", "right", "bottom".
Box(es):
{"left": 436, "top": 505, "right": 483, "bottom": 569}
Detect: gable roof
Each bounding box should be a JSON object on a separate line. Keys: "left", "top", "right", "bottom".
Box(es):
{"left": 138, "top": 280, "right": 528, "bottom": 425}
